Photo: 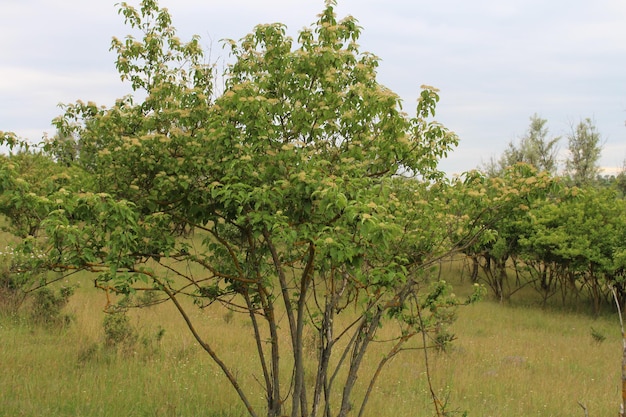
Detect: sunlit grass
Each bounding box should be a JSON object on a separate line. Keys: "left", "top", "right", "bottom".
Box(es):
{"left": 0, "top": 264, "right": 622, "bottom": 416}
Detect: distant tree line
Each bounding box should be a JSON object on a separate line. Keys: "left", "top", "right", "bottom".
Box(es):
{"left": 463, "top": 115, "right": 626, "bottom": 314}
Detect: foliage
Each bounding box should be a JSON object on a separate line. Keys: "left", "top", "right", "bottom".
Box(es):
{"left": 471, "top": 111, "right": 626, "bottom": 314}
{"left": 103, "top": 310, "right": 138, "bottom": 349}
{"left": 0, "top": 150, "right": 85, "bottom": 238}
{"left": 0, "top": 148, "right": 86, "bottom": 318}
{"left": 565, "top": 118, "right": 602, "bottom": 186}
{"left": 482, "top": 114, "right": 560, "bottom": 177}
{"left": 452, "top": 164, "right": 560, "bottom": 301}
{"left": 459, "top": 154, "right": 626, "bottom": 314}
{"left": 29, "top": 285, "right": 75, "bottom": 326}
{"left": 519, "top": 186, "right": 626, "bottom": 314}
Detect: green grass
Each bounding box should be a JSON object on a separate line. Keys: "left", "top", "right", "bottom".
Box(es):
{"left": 0, "top": 268, "right": 622, "bottom": 417}
{"left": 440, "top": 302, "right": 619, "bottom": 416}
{"left": 0, "top": 302, "right": 250, "bottom": 417}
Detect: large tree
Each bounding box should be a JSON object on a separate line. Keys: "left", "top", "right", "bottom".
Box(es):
{"left": 2, "top": 1, "right": 481, "bottom": 416}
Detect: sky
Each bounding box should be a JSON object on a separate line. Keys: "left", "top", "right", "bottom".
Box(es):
{"left": 2, "top": 0, "right": 625, "bottom": 175}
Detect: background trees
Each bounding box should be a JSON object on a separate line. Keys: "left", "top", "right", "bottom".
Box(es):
{"left": 472, "top": 112, "right": 624, "bottom": 313}
{"left": 0, "top": 142, "right": 85, "bottom": 316}
{"left": 454, "top": 164, "right": 560, "bottom": 301}
{"left": 483, "top": 115, "right": 605, "bottom": 186}
{"left": 565, "top": 118, "right": 603, "bottom": 186}
{"left": 518, "top": 186, "right": 626, "bottom": 313}
{"left": 483, "top": 114, "right": 559, "bottom": 177}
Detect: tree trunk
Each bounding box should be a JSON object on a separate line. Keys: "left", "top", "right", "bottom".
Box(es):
{"left": 470, "top": 255, "right": 479, "bottom": 283}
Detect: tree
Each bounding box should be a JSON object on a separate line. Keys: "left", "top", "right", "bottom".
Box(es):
{"left": 565, "top": 118, "right": 602, "bottom": 186}
{"left": 483, "top": 114, "right": 560, "bottom": 176}
{"left": 0, "top": 146, "right": 82, "bottom": 315}
{"left": 2, "top": 1, "right": 482, "bottom": 416}
{"left": 454, "top": 164, "right": 559, "bottom": 301}
{"left": 519, "top": 186, "right": 626, "bottom": 314}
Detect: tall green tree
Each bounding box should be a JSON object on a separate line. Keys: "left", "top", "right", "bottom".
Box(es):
{"left": 565, "top": 118, "right": 602, "bottom": 186}
{"left": 483, "top": 114, "right": 560, "bottom": 176}
{"left": 2, "top": 1, "right": 480, "bottom": 416}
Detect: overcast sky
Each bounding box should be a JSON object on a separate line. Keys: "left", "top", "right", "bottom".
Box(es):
{"left": 2, "top": 0, "right": 625, "bottom": 175}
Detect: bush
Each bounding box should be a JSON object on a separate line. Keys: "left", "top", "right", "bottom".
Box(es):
{"left": 101, "top": 310, "right": 166, "bottom": 360}
{"left": 0, "top": 254, "right": 30, "bottom": 315}
{"left": 103, "top": 310, "right": 138, "bottom": 349}
{"left": 29, "top": 285, "right": 75, "bottom": 326}
{"left": 0, "top": 246, "right": 73, "bottom": 325}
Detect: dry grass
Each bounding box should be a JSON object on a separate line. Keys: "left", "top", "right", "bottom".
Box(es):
{"left": 0, "top": 267, "right": 622, "bottom": 416}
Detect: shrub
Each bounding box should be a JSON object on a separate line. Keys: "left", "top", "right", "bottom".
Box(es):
{"left": 0, "top": 246, "right": 73, "bottom": 325}
{"left": 0, "top": 253, "right": 31, "bottom": 315}
{"left": 29, "top": 285, "right": 75, "bottom": 326}
{"left": 103, "top": 310, "right": 138, "bottom": 350}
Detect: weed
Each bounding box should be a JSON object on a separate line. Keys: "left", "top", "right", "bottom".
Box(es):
{"left": 590, "top": 326, "right": 606, "bottom": 344}
{"left": 77, "top": 341, "right": 105, "bottom": 364}
{"left": 140, "top": 325, "right": 166, "bottom": 359}
{"left": 434, "top": 327, "right": 456, "bottom": 353}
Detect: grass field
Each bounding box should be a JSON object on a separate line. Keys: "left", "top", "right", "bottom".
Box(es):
{"left": 0, "top": 265, "right": 622, "bottom": 417}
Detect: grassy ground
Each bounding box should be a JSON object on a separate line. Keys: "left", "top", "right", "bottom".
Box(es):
{"left": 0, "top": 267, "right": 622, "bottom": 417}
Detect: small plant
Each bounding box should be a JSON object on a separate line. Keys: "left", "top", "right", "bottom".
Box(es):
{"left": 590, "top": 326, "right": 606, "bottom": 344}
{"left": 139, "top": 325, "right": 166, "bottom": 359}
{"left": 77, "top": 341, "right": 104, "bottom": 364}
{"left": 434, "top": 328, "right": 456, "bottom": 353}
{"left": 103, "top": 310, "right": 137, "bottom": 350}
{"left": 0, "top": 254, "right": 34, "bottom": 315}
{"left": 223, "top": 309, "right": 234, "bottom": 324}
{"left": 29, "top": 285, "right": 75, "bottom": 326}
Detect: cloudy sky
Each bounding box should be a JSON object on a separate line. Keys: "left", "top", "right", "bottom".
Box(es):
{"left": 2, "top": 0, "right": 625, "bottom": 175}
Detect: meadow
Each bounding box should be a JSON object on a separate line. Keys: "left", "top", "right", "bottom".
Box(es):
{"left": 0, "top": 263, "right": 621, "bottom": 417}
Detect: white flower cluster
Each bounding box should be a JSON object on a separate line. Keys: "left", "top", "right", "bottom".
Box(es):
{"left": 0, "top": 246, "right": 46, "bottom": 261}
